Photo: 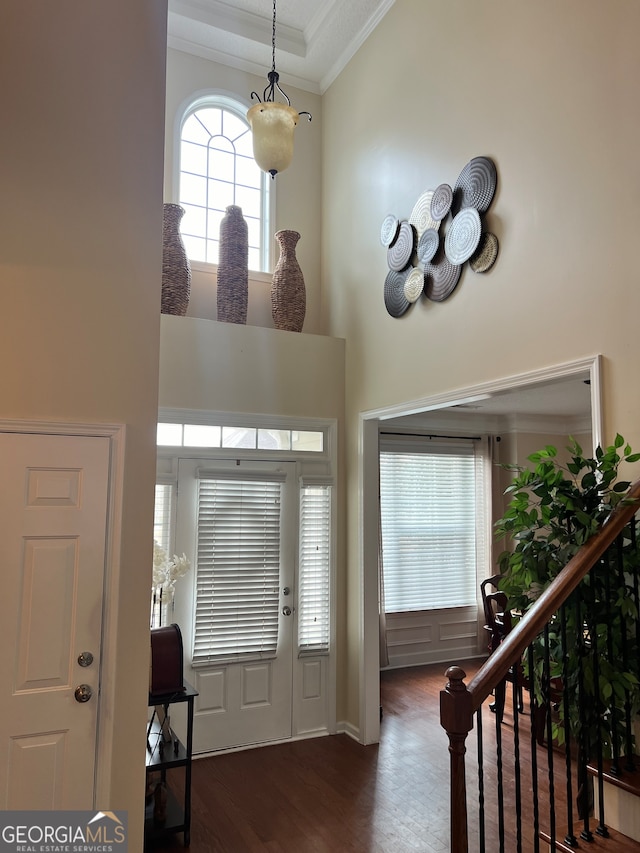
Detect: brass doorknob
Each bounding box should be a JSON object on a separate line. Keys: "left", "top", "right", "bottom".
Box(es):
{"left": 74, "top": 684, "right": 93, "bottom": 703}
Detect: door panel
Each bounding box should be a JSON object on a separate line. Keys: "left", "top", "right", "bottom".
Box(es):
{"left": 0, "top": 433, "right": 109, "bottom": 809}
{"left": 173, "top": 459, "right": 295, "bottom": 753}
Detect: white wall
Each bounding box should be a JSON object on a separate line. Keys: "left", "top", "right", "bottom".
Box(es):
{"left": 0, "top": 3, "right": 167, "bottom": 846}
{"left": 322, "top": 0, "right": 640, "bottom": 728}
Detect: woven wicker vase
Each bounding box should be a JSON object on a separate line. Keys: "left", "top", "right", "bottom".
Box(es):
{"left": 161, "top": 203, "right": 191, "bottom": 315}
{"left": 217, "top": 205, "right": 248, "bottom": 324}
{"left": 272, "top": 230, "right": 306, "bottom": 332}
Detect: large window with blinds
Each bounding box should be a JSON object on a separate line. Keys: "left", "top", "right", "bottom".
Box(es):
{"left": 192, "top": 474, "right": 284, "bottom": 664}
{"left": 380, "top": 438, "right": 484, "bottom": 613}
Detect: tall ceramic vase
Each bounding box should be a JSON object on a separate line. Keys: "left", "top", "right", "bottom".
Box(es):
{"left": 271, "top": 230, "right": 306, "bottom": 332}
{"left": 161, "top": 203, "right": 191, "bottom": 316}
{"left": 217, "top": 205, "right": 248, "bottom": 324}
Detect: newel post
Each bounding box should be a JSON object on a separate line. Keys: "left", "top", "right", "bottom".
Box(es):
{"left": 440, "top": 666, "right": 474, "bottom": 853}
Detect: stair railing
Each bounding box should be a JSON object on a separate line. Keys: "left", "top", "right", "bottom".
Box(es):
{"left": 440, "top": 478, "right": 640, "bottom": 853}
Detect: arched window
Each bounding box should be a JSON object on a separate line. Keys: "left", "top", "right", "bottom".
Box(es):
{"left": 178, "top": 96, "right": 270, "bottom": 271}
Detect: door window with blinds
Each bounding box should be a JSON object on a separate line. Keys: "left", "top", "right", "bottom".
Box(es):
{"left": 193, "top": 473, "right": 285, "bottom": 664}
{"left": 379, "top": 436, "right": 489, "bottom": 613}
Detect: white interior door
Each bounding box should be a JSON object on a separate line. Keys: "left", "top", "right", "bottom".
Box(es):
{"left": 0, "top": 432, "right": 110, "bottom": 809}
{"left": 173, "top": 459, "right": 295, "bottom": 754}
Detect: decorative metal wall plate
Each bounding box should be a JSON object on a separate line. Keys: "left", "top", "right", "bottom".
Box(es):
{"left": 380, "top": 214, "right": 399, "bottom": 247}
{"left": 403, "top": 267, "right": 425, "bottom": 303}
{"left": 386, "top": 221, "right": 415, "bottom": 271}
{"left": 417, "top": 228, "right": 439, "bottom": 265}
{"left": 452, "top": 156, "right": 497, "bottom": 215}
{"left": 469, "top": 232, "right": 499, "bottom": 273}
{"left": 430, "top": 183, "right": 453, "bottom": 221}
{"left": 445, "top": 207, "right": 482, "bottom": 265}
{"left": 424, "top": 256, "right": 462, "bottom": 302}
{"left": 409, "top": 190, "right": 440, "bottom": 237}
{"left": 384, "top": 269, "right": 411, "bottom": 317}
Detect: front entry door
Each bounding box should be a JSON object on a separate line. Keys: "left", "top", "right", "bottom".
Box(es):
{"left": 0, "top": 432, "right": 110, "bottom": 808}
{"left": 173, "top": 459, "right": 295, "bottom": 754}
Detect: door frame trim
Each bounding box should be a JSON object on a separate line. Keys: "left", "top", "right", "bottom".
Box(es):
{"left": 0, "top": 418, "right": 125, "bottom": 805}
{"left": 358, "top": 355, "right": 603, "bottom": 745}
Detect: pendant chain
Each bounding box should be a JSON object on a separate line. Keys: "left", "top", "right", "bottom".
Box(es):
{"left": 271, "top": 0, "right": 277, "bottom": 75}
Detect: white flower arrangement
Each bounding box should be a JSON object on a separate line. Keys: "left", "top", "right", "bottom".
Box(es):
{"left": 152, "top": 540, "right": 190, "bottom": 605}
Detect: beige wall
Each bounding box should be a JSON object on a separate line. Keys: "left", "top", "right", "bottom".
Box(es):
{"left": 164, "top": 49, "right": 323, "bottom": 333}
{"left": 159, "top": 315, "right": 344, "bottom": 419}
{"left": 0, "top": 2, "right": 167, "bottom": 845}
{"left": 322, "top": 0, "right": 640, "bottom": 725}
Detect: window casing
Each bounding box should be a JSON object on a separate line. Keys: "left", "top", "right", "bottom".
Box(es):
{"left": 178, "top": 95, "right": 270, "bottom": 272}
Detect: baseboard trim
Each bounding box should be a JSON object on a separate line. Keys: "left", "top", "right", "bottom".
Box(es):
{"left": 336, "top": 720, "right": 361, "bottom": 742}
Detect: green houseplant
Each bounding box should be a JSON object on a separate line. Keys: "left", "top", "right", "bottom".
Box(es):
{"left": 494, "top": 435, "right": 640, "bottom": 763}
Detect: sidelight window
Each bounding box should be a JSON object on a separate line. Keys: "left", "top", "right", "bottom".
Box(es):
{"left": 298, "top": 482, "right": 332, "bottom": 653}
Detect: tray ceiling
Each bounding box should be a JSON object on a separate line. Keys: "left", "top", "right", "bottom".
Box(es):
{"left": 168, "top": 0, "right": 395, "bottom": 94}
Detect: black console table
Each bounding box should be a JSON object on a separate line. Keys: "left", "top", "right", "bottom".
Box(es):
{"left": 145, "top": 681, "right": 198, "bottom": 848}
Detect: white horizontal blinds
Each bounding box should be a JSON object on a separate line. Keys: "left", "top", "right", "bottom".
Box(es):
{"left": 193, "top": 474, "right": 284, "bottom": 663}
{"left": 298, "top": 484, "right": 331, "bottom": 653}
{"left": 154, "top": 483, "right": 173, "bottom": 553}
{"left": 380, "top": 440, "right": 478, "bottom": 613}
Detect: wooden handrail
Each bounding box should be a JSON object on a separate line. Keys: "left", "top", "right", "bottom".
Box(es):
{"left": 467, "top": 478, "right": 640, "bottom": 712}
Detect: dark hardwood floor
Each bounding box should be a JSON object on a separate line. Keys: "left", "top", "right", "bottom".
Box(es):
{"left": 146, "top": 658, "right": 583, "bottom": 852}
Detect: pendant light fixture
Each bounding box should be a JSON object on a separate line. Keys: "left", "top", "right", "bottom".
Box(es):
{"left": 247, "top": 0, "right": 311, "bottom": 178}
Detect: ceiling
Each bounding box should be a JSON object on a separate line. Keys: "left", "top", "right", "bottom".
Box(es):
{"left": 383, "top": 375, "right": 593, "bottom": 436}
{"left": 168, "top": 0, "right": 395, "bottom": 94}
{"left": 452, "top": 376, "right": 592, "bottom": 419}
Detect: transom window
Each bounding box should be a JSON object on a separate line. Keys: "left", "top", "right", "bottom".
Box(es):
{"left": 157, "top": 422, "right": 324, "bottom": 453}
{"left": 178, "top": 96, "right": 269, "bottom": 271}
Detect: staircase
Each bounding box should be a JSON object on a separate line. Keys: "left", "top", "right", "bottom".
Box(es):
{"left": 440, "top": 479, "right": 640, "bottom": 852}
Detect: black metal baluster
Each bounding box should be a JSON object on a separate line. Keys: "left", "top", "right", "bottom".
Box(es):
{"left": 616, "top": 532, "right": 635, "bottom": 772}
{"left": 477, "top": 706, "right": 485, "bottom": 853}
{"left": 495, "top": 691, "right": 505, "bottom": 852}
{"left": 588, "top": 567, "right": 608, "bottom": 839}
{"left": 602, "top": 554, "right": 621, "bottom": 778}
{"left": 559, "top": 603, "right": 577, "bottom": 847}
{"left": 512, "top": 673, "right": 523, "bottom": 853}
{"left": 528, "top": 644, "right": 541, "bottom": 853}
{"left": 576, "top": 592, "right": 593, "bottom": 843}
{"left": 632, "top": 518, "right": 640, "bottom": 677}
{"left": 632, "top": 517, "right": 640, "bottom": 774}
{"left": 543, "top": 625, "right": 556, "bottom": 850}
